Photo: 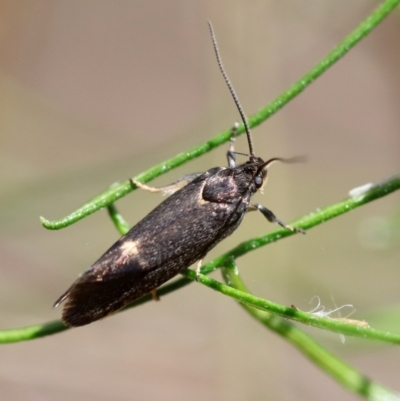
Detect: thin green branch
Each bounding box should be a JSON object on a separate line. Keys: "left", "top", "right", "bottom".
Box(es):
{"left": 200, "top": 173, "right": 400, "bottom": 273}
{"left": 1, "top": 172, "right": 399, "bottom": 343}
{"left": 0, "top": 321, "right": 68, "bottom": 343}
{"left": 182, "top": 269, "right": 400, "bottom": 345}
{"left": 40, "top": 0, "right": 400, "bottom": 230}
{"left": 221, "top": 265, "right": 399, "bottom": 400}
{"left": 107, "top": 203, "right": 130, "bottom": 234}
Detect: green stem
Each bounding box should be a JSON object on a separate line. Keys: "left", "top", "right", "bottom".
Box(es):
{"left": 181, "top": 269, "right": 400, "bottom": 344}
{"left": 40, "top": 0, "right": 400, "bottom": 230}
{"left": 197, "top": 174, "right": 400, "bottom": 277}
{"left": 107, "top": 203, "right": 130, "bottom": 234}
{"left": 1, "top": 172, "right": 399, "bottom": 343}
{"left": 222, "top": 266, "right": 399, "bottom": 400}
{"left": 0, "top": 321, "right": 68, "bottom": 343}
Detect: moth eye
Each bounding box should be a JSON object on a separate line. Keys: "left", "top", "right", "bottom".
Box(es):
{"left": 254, "top": 175, "right": 263, "bottom": 188}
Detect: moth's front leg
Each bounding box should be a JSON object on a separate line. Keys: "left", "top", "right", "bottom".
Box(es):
{"left": 131, "top": 173, "right": 202, "bottom": 196}
{"left": 249, "top": 203, "right": 306, "bottom": 234}
{"left": 227, "top": 122, "right": 240, "bottom": 168}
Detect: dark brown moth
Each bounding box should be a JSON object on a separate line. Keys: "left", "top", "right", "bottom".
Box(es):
{"left": 54, "top": 22, "right": 305, "bottom": 327}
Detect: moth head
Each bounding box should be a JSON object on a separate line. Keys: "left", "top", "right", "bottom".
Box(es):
{"left": 254, "top": 155, "right": 306, "bottom": 193}
{"left": 250, "top": 156, "right": 267, "bottom": 192}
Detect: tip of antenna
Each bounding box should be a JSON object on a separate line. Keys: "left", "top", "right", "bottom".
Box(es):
{"left": 207, "top": 20, "right": 255, "bottom": 157}
{"left": 283, "top": 155, "right": 308, "bottom": 164}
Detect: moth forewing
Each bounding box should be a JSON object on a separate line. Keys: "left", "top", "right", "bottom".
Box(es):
{"left": 54, "top": 22, "right": 305, "bottom": 327}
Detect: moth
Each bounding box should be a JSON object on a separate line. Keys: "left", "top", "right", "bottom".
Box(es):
{"left": 54, "top": 22, "right": 305, "bottom": 327}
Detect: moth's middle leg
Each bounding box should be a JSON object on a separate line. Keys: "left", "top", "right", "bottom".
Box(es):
{"left": 195, "top": 259, "right": 203, "bottom": 281}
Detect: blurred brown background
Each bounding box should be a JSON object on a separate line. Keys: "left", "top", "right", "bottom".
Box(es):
{"left": 1, "top": 1, "right": 399, "bottom": 400}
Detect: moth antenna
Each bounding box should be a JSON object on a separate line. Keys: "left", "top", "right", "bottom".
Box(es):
{"left": 257, "top": 155, "right": 307, "bottom": 175}
{"left": 207, "top": 21, "right": 255, "bottom": 157}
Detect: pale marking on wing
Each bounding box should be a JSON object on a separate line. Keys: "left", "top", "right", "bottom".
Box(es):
{"left": 119, "top": 240, "right": 140, "bottom": 257}
{"left": 197, "top": 179, "right": 210, "bottom": 205}
{"left": 114, "top": 240, "right": 141, "bottom": 265}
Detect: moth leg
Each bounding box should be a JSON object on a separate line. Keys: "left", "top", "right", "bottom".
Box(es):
{"left": 251, "top": 203, "right": 306, "bottom": 234}
{"left": 227, "top": 122, "right": 240, "bottom": 168}
{"left": 150, "top": 289, "right": 160, "bottom": 301}
{"left": 131, "top": 173, "right": 202, "bottom": 196}
{"left": 195, "top": 259, "right": 203, "bottom": 281}
{"left": 132, "top": 179, "right": 162, "bottom": 193}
